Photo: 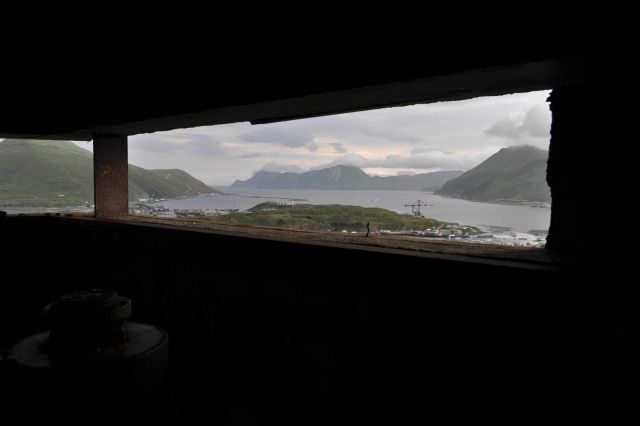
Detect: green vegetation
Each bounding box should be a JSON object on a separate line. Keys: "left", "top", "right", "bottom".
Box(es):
{"left": 189, "top": 202, "right": 467, "bottom": 233}
{"left": 436, "top": 145, "right": 550, "bottom": 202}
{"left": 0, "top": 139, "right": 94, "bottom": 206}
{"left": 0, "top": 139, "right": 219, "bottom": 207}
{"left": 128, "top": 166, "right": 217, "bottom": 201}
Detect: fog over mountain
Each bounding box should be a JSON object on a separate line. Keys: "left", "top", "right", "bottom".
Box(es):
{"left": 86, "top": 91, "right": 552, "bottom": 186}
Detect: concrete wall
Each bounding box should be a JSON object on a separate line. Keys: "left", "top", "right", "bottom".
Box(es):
{"left": 547, "top": 84, "right": 585, "bottom": 252}
{"left": 0, "top": 216, "right": 634, "bottom": 424}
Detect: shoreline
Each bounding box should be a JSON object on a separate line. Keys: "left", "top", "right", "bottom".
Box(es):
{"left": 433, "top": 194, "right": 550, "bottom": 209}
{"left": 4, "top": 190, "right": 550, "bottom": 234}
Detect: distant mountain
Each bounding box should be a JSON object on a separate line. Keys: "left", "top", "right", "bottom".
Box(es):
{"left": 370, "top": 171, "right": 464, "bottom": 191}
{"left": 0, "top": 139, "right": 219, "bottom": 206}
{"left": 231, "top": 165, "right": 463, "bottom": 191}
{"left": 128, "top": 167, "right": 218, "bottom": 200}
{"left": 435, "top": 145, "right": 550, "bottom": 202}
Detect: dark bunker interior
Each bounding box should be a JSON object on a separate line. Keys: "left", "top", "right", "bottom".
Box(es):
{"left": 1, "top": 5, "right": 617, "bottom": 425}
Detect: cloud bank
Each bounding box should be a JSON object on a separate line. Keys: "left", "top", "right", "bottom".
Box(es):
{"left": 79, "top": 90, "right": 552, "bottom": 185}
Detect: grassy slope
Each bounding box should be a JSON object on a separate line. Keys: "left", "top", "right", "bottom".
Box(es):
{"left": 0, "top": 139, "right": 94, "bottom": 205}
{"left": 0, "top": 139, "right": 218, "bottom": 206}
{"left": 203, "top": 202, "right": 461, "bottom": 233}
{"left": 436, "top": 145, "right": 550, "bottom": 202}
{"left": 128, "top": 166, "right": 217, "bottom": 200}
{"left": 441, "top": 158, "right": 550, "bottom": 201}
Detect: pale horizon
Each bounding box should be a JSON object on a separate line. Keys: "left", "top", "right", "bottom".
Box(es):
{"left": 73, "top": 90, "right": 551, "bottom": 186}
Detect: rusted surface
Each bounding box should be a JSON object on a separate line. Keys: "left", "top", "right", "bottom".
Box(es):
{"left": 4, "top": 322, "right": 168, "bottom": 381}
{"left": 93, "top": 134, "right": 128, "bottom": 217}
{"left": 2, "top": 290, "right": 169, "bottom": 423}
{"left": 44, "top": 289, "right": 132, "bottom": 353}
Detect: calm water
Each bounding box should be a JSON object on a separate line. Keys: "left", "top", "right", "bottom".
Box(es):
{"left": 151, "top": 187, "right": 551, "bottom": 233}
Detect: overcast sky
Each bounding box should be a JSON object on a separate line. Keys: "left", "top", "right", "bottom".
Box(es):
{"left": 75, "top": 90, "right": 551, "bottom": 186}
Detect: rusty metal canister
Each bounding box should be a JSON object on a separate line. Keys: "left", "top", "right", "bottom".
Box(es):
{"left": 1, "top": 289, "right": 168, "bottom": 424}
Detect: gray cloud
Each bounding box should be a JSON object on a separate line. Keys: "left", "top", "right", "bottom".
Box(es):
{"left": 228, "top": 152, "right": 263, "bottom": 159}
{"left": 119, "top": 90, "right": 551, "bottom": 185}
{"left": 376, "top": 153, "right": 460, "bottom": 169}
{"left": 329, "top": 142, "right": 347, "bottom": 153}
{"left": 410, "top": 145, "right": 457, "bottom": 156}
{"left": 484, "top": 118, "right": 520, "bottom": 139}
{"left": 240, "top": 127, "right": 314, "bottom": 149}
{"left": 260, "top": 162, "right": 306, "bottom": 173}
{"left": 324, "top": 150, "right": 489, "bottom": 171}
{"left": 521, "top": 106, "right": 551, "bottom": 138}
{"left": 484, "top": 105, "right": 551, "bottom": 140}
{"left": 186, "top": 139, "right": 228, "bottom": 156}
{"left": 129, "top": 132, "right": 225, "bottom": 157}
{"left": 320, "top": 153, "right": 369, "bottom": 168}
{"left": 361, "top": 129, "right": 423, "bottom": 144}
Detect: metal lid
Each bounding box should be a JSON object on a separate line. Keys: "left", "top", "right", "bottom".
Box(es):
{"left": 43, "top": 289, "right": 132, "bottom": 354}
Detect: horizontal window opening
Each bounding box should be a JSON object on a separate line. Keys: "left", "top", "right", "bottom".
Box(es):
{"left": 126, "top": 91, "right": 551, "bottom": 249}
{"left": 0, "top": 91, "right": 552, "bottom": 251}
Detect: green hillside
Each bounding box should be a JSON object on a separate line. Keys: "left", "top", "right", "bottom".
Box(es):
{"left": 0, "top": 139, "right": 218, "bottom": 207}
{"left": 128, "top": 166, "right": 216, "bottom": 200}
{"left": 435, "top": 145, "right": 550, "bottom": 203}
{"left": 203, "top": 202, "right": 457, "bottom": 232}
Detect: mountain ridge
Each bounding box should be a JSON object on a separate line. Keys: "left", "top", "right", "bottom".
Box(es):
{"left": 0, "top": 139, "right": 219, "bottom": 206}
{"left": 232, "top": 165, "right": 463, "bottom": 191}
{"left": 435, "top": 145, "right": 550, "bottom": 202}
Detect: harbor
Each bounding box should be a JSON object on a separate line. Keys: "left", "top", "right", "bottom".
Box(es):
{"left": 131, "top": 191, "right": 548, "bottom": 248}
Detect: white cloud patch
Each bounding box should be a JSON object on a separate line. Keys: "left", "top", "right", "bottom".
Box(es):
{"left": 228, "top": 152, "right": 264, "bottom": 159}
{"left": 114, "top": 90, "right": 551, "bottom": 185}
{"left": 240, "top": 127, "right": 316, "bottom": 151}
{"left": 484, "top": 105, "right": 551, "bottom": 141}
{"left": 323, "top": 149, "right": 494, "bottom": 171}
{"left": 361, "top": 129, "right": 423, "bottom": 144}
{"left": 329, "top": 142, "right": 348, "bottom": 153}
{"left": 311, "top": 153, "right": 367, "bottom": 169}
{"left": 260, "top": 162, "right": 306, "bottom": 173}
{"left": 129, "top": 132, "right": 226, "bottom": 157}
{"left": 521, "top": 106, "right": 552, "bottom": 138}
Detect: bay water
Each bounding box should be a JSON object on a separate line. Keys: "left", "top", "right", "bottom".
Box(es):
{"left": 151, "top": 187, "right": 550, "bottom": 233}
